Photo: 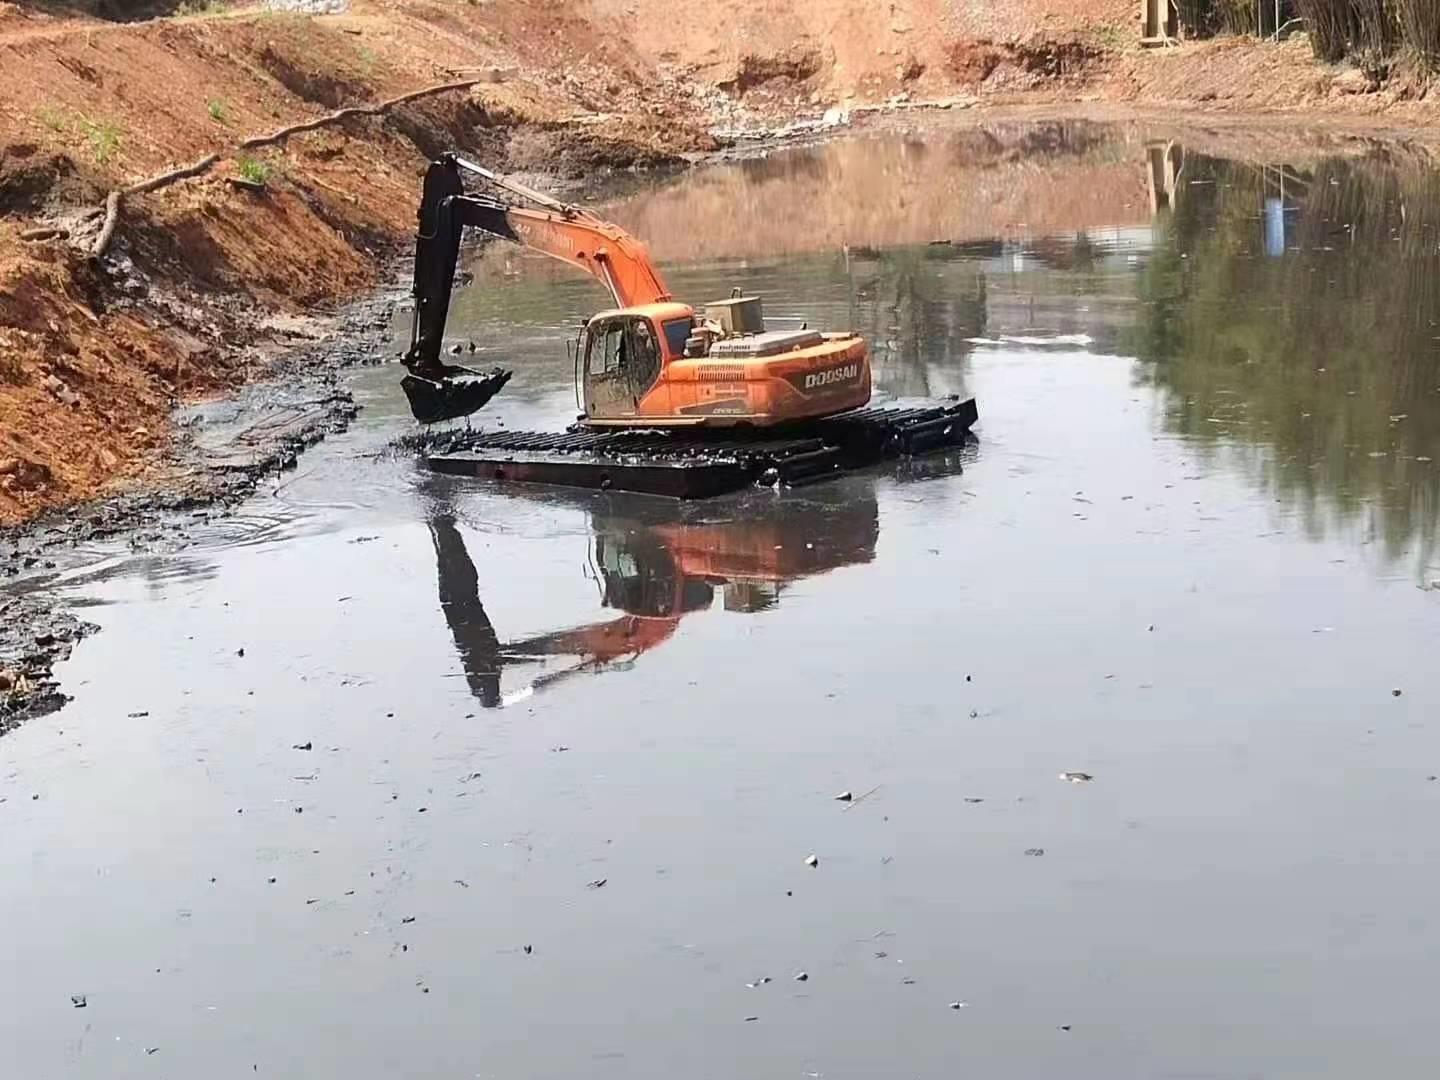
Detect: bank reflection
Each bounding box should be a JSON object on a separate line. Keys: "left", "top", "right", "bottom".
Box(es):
{"left": 1131, "top": 145, "right": 1440, "bottom": 574}
{"left": 428, "top": 487, "right": 879, "bottom": 706}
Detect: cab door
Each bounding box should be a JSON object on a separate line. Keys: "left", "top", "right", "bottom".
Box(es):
{"left": 583, "top": 316, "right": 666, "bottom": 420}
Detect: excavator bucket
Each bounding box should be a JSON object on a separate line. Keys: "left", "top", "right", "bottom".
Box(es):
{"left": 402, "top": 365, "right": 513, "bottom": 424}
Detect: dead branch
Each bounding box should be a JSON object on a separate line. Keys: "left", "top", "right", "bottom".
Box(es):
{"left": 19, "top": 227, "right": 69, "bottom": 242}
{"left": 125, "top": 153, "right": 220, "bottom": 197}
{"left": 85, "top": 78, "right": 482, "bottom": 260}
{"left": 91, "top": 190, "right": 121, "bottom": 259}
{"left": 238, "top": 79, "right": 482, "bottom": 151}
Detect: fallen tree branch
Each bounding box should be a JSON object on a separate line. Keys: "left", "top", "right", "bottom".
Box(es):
{"left": 87, "top": 78, "right": 484, "bottom": 259}
{"left": 19, "top": 227, "right": 69, "bottom": 242}
{"left": 124, "top": 153, "right": 220, "bottom": 197}
{"left": 238, "top": 79, "right": 482, "bottom": 151}
{"left": 91, "top": 190, "right": 121, "bottom": 259}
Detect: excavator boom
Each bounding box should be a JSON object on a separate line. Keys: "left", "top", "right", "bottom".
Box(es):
{"left": 404, "top": 155, "right": 668, "bottom": 413}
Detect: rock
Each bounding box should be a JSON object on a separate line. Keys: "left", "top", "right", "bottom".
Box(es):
{"left": 804, "top": 854, "right": 819, "bottom": 868}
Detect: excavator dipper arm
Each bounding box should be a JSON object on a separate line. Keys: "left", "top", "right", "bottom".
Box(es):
{"left": 402, "top": 155, "right": 670, "bottom": 422}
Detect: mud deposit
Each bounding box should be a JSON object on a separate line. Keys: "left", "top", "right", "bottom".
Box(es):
{"left": 4, "top": 121, "right": 1440, "bottom": 1078}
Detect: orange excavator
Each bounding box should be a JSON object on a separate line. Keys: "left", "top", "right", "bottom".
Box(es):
{"left": 401, "top": 155, "right": 872, "bottom": 425}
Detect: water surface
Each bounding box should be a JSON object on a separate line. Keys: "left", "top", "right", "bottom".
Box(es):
{"left": 4, "top": 119, "right": 1440, "bottom": 1079}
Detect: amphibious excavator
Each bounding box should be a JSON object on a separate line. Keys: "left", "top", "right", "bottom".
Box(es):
{"left": 401, "top": 154, "right": 872, "bottom": 426}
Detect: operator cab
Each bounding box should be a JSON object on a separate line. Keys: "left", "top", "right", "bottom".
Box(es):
{"left": 580, "top": 301, "right": 694, "bottom": 421}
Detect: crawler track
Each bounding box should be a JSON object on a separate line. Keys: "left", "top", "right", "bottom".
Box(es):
{"left": 425, "top": 399, "right": 978, "bottom": 498}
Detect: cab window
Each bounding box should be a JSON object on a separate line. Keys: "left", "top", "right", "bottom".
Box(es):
{"left": 588, "top": 323, "right": 626, "bottom": 376}
{"left": 661, "top": 317, "right": 692, "bottom": 358}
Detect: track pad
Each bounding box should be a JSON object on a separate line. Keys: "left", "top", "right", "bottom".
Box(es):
{"left": 402, "top": 366, "right": 513, "bottom": 424}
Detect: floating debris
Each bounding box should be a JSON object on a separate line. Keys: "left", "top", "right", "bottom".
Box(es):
{"left": 1024, "top": 848, "right": 1045, "bottom": 857}
{"left": 523, "top": 945, "right": 533, "bottom": 955}
{"left": 949, "top": 1001, "right": 968, "bottom": 1010}
{"left": 70, "top": 994, "right": 87, "bottom": 1009}
{"left": 1392, "top": 688, "right": 1403, "bottom": 698}
{"left": 794, "top": 971, "right": 809, "bottom": 982}
{"left": 293, "top": 741, "right": 312, "bottom": 751}
{"left": 834, "top": 790, "right": 853, "bottom": 802}
{"left": 146, "top": 1047, "right": 159, "bottom": 1055}
{"left": 127, "top": 711, "right": 149, "bottom": 718}
{"left": 963, "top": 797, "right": 984, "bottom": 804}
{"left": 1058, "top": 772, "right": 1094, "bottom": 784}
{"left": 804, "top": 854, "right": 819, "bottom": 868}
{"left": 587, "top": 878, "right": 608, "bottom": 889}
{"left": 744, "top": 1016, "right": 759, "bottom": 1022}
{"left": 745, "top": 977, "right": 772, "bottom": 989}
{"left": 402, "top": 916, "right": 416, "bottom": 924}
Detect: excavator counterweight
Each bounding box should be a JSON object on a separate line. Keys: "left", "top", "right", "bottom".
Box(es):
{"left": 401, "top": 155, "right": 873, "bottom": 427}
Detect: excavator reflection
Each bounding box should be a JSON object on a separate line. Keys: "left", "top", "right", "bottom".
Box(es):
{"left": 427, "top": 487, "right": 879, "bottom": 706}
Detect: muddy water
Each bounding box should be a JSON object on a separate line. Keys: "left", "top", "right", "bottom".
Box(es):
{"left": 5, "top": 121, "right": 1440, "bottom": 1078}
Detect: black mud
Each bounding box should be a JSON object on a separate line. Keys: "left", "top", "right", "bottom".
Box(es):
{"left": 0, "top": 288, "right": 403, "bottom": 731}
{"left": 0, "top": 595, "right": 95, "bottom": 730}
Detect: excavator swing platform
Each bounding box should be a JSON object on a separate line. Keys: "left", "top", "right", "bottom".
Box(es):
{"left": 399, "top": 155, "right": 977, "bottom": 497}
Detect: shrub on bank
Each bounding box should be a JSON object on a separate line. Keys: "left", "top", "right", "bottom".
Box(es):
{"left": 1173, "top": 0, "right": 1440, "bottom": 72}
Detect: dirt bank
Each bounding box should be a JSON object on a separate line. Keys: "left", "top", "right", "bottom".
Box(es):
{"left": 7, "top": 0, "right": 1440, "bottom": 531}
{"left": 0, "top": 0, "right": 722, "bottom": 524}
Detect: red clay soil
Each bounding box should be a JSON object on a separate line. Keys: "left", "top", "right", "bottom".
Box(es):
{"left": 3, "top": 0, "right": 1440, "bottom": 524}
